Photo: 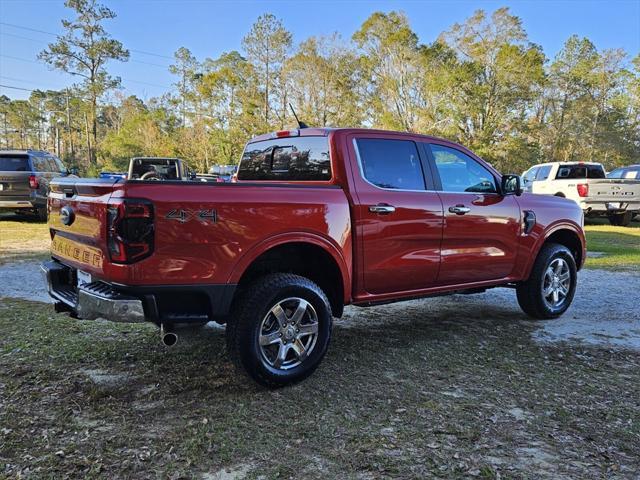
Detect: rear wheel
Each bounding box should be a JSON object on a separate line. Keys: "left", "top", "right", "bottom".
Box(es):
{"left": 226, "top": 273, "right": 332, "bottom": 388}
{"left": 516, "top": 243, "right": 577, "bottom": 319}
{"left": 608, "top": 211, "right": 632, "bottom": 227}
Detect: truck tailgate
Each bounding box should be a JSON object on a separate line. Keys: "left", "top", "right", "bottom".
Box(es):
{"left": 588, "top": 179, "right": 640, "bottom": 202}
{"left": 48, "top": 177, "right": 122, "bottom": 276}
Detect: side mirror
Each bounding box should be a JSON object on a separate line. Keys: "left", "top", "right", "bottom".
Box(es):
{"left": 501, "top": 174, "right": 523, "bottom": 196}
{"left": 69, "top": 167, "right": 79, "bottom": 176}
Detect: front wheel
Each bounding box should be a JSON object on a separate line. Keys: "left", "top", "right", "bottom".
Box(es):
{"left": 226, "top": 273, "right": 332, "bottom": 388}
{"left": 516, "top": 243, "right": 577, "bottom": 319}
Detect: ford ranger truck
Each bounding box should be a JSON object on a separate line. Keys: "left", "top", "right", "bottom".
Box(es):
{"left": 42, "top": 128, "right": 586, "bottom": 387}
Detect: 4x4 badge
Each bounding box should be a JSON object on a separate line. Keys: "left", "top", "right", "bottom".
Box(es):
{"left": 166, "top": 209, "right": 217, "bottom": 224}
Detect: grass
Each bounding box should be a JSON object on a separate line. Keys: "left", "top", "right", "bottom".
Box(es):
{"left": 584, "top": 219, "right": 640, "bottom": 270}
{"left": 0, "top": 298, "right": 639, "bottom": 478}
{"left": 0, "top": 215, "right": 50, "bottom": 265}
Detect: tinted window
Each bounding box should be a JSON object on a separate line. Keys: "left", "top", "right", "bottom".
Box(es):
{"left": 430, "top": 145, "right": 496, "bottom": 193}
{"left": 355, "top": 139, "right": 425, "bottom": 190}
{"left": 608, "top": 168, "right": 624, "bottom": 179}
{"left": 31, "top": 156, "right": 49, "bottom": 172}
{"left": 238, "top": 136, "right": 331, "bottom": 181}
{"left": 536, "top": 165, "right": 552, "bottom": 180}
{"left": 0, "top": 156, "right": 29, "bottom": 171}
{"left": 556, "top": 164, "right": 605, "bottom": 179}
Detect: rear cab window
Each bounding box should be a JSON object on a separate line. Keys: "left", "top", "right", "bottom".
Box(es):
{"left": 0, "top": 156, "right": 30, "bottom": 171}
{"left": 556, "top": 164, "right": 605, "bottom": 179}
{"left": 237, "top": 136, "right": 331, "bottom": 181}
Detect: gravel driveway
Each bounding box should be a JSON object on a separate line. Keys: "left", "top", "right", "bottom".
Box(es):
{"left": 1, "top": 260, "right": 638, "bottom": 350}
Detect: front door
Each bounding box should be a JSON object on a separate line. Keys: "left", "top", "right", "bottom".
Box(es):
{"left": 349, "top": 134, "right": 443, "bottom": 295}
{"left": 425, "top": 142, "right": 521, "bottom": 285}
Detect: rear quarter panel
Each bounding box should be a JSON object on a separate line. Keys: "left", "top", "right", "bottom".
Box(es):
{"left": 107, "top": 183, "right": 353, "bottom": 301}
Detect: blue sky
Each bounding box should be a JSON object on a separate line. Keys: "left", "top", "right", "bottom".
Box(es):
{"left": 1, "top": 0, "right": 639, "bottom": 101}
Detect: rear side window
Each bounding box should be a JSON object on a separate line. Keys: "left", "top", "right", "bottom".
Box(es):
{"left": 556, "top": 164, "right": 605, "bottom": 179}
{"left": 0, "top": 156, "right": 29, "bottom": 171}
{"left": 355, "top": 138, "right": 425, "bottom": 190}
{"left": 237, "top": 136, "right": 331, "bottom": 181}
{"left": 536, "top": 165, "right": 552, "bottom": 180}
{"left": 31, "top": 156, "right": 50, "bottom": 172}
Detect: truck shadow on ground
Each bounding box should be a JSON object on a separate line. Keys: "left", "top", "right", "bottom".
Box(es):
{"left": 3, "top": 297, "right": 637, "bottom": 479}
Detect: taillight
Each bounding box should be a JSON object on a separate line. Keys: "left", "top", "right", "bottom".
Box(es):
{"left": 576, "top": 183, "right": 589, "bottom": 197}
{"left": 29, "top": 175, "right": 39, "bottom": 189}
{"left": 107, "top": 199, "right": 154, "bottom": 264}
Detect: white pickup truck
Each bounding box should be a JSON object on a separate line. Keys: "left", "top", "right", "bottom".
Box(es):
{"left": 522, "top": 162, "right": 640, "bottom": 226}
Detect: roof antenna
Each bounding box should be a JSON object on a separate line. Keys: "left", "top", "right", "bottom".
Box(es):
{"left": 289, "top": 103, "right": 309, "bottom": 129}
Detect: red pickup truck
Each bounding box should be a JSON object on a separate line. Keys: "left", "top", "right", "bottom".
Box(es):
{"left": 42, "top": 128, "right": 586, "bottom": 387}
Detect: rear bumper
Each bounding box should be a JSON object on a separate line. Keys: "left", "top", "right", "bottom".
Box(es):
{"left": 41, "top": 259, "right": 236, "bottom": 323}
{"left": 0, "top": 199, "right": 35, "bottom": 209}
{"left": 580, "top": 200, "right": 640, "bottom": 214}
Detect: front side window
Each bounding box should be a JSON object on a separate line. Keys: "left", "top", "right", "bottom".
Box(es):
{"left": 523, "top": 167, "right": 539, "bottom": 184}
{"left": 429, "top": 144, "right": 497, "bottom": 193}
{"left": 355, "top": 138, "right": 425, "bottom": 190}
{"left": 237, "top": 136, "right": 331, "bottom": 181}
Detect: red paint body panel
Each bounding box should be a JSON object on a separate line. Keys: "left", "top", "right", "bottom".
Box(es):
{"left": 48, "top": 127, "right": 586, "bottom": 310}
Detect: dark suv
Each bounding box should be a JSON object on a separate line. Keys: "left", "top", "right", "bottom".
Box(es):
{"left": 0, "top": 149, "right": 72, "bottom": 221}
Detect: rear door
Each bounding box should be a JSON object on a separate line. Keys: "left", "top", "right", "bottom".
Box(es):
{"left": 425, "top": 142, "right": 521, "bottom": 285}
{"left": 0, "top": 154, "right": 32, "bottom": 201}
{"left": 348, "top": 133, "right": 443, "bottom": 295}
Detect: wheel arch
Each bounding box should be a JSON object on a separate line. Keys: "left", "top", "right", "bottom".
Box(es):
{"left": 528, "top": 224, "right": 585, "bottom": 277}
{"left": 228, "top": 235, "right": 350, "bottom": 318}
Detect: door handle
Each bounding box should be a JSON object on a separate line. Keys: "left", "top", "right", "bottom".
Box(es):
{"left": 369, "top": 204, "right": 396, "bottom": 214}
{"left": 448, "top": 205, "right": 470, "bottom": 215}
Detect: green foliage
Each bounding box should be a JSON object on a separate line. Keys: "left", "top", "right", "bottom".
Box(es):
{"left": 1, "top": 8, "right": 639, "bottom": 175}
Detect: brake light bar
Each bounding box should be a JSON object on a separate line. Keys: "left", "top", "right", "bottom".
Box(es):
{"left": 270, "top": 129, "right": 299, "bottom": 139}
{"left": 576, "top": 183, "right": 589, "bottom": 197}
{"left": 29, "top": 175, "right": 39, "bottom": 189}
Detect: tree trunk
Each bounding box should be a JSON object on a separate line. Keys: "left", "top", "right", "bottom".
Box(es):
{"left": 84, "top": 113, "right": 92, "bottom": 169}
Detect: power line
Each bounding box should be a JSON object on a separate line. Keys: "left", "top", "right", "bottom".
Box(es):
{"left": 0, "top": 21, "right": 174, "bottom": 60}
{"left": 0, "top": 32, "right": 169, "bottom": 68}
{"left": 0, "top": 55, "right": 172, "bottom": 89}
{"left": 0, "top": 83, "right": 34, "bottom": 92}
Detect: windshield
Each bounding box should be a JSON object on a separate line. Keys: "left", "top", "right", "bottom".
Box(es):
{"left": 0, "top": 156, "right": 30, "bottom": 172}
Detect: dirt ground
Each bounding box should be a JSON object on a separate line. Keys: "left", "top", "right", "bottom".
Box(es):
{"left": 1, "top": 260, "right": 639, "bottom": 479}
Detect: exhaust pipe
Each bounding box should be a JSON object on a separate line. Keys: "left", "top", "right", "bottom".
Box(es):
{"left": 160, "top": 324, "right": 178, "bottom": 347}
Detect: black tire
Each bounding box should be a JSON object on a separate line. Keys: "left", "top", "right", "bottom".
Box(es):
{"left": 226, "top": 273, "right": 332, "bottom": 388}
{"left": 608, "top": 211, "right": 632, "bottom": 227}
{"left": 516, "top": 243, "right": 577, "bottom": 319}
{"left": 36, "top": 206, "right": 48, "bottom": 222}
